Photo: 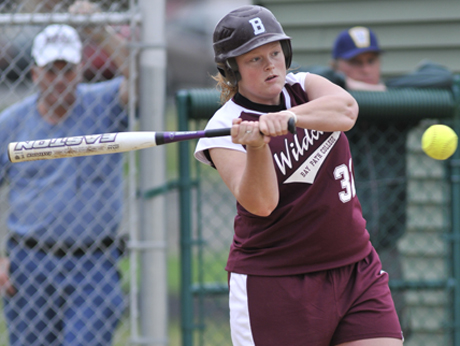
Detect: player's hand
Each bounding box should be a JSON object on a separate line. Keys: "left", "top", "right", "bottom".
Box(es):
{"left": 231, "top": 118, "right": 268, "bottom": 149}
{"left": 0, "top": 258, "right": 16, "bottom": 297}
{"left": 259, "top": 111, "right": 293, "bottom": 137}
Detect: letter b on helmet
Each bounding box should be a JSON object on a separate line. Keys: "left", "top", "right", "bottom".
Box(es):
{"left": 249, "top": 18, "right": 266, "bottom": 35}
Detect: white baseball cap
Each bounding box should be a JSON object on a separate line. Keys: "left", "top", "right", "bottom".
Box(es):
{"left": 32, "top": 24, "right": 83, "bottom": 67}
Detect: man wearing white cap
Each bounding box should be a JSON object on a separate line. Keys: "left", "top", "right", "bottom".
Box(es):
{"left": 31, "top": 24, "right": 87, "bottom": 124}
{"left": 0, "top": 2, "right": 133, "bottom": 345}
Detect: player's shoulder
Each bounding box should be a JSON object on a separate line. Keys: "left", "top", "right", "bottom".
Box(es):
{"left": 194, "top": 99, "right": 246, "bottom": 166}
{"left": 209, "top": 99, "right": 242, "bottom": 128}
{"left": 285, "top": 71, "right": 309, "bottom": 88}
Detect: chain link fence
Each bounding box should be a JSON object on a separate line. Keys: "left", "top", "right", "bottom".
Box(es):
{"left": 0, "top": 1, "right": 138, "bottom": 345}
{"left": 177, "top": 85, "right": 460, "bottom": 346}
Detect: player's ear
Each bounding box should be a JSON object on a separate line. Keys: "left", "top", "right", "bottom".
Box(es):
{"left": 217, "top": 60, "right": 240, "bottom": 87}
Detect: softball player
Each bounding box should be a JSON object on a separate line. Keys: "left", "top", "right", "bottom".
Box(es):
{"left": 195, "top": 5, "right": 403, "bottom": 346}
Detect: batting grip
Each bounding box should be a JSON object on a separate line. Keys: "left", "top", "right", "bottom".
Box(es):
{"left": 287, "top": 117, "right": 296, "bottom": 134}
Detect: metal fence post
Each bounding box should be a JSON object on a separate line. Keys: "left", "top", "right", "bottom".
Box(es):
{"left": 176, "top": 90, "right": 194, "bottom": 346}
{"left": 138, "top": 0, "right": 168, "bottom": 345}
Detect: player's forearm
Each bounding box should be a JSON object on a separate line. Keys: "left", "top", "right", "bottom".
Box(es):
{"left": 212, "top": 146, "right": 279, "bottom": 217}
{"left": 290, "top": 94, "right": 358, "bottom": 132}
{"left": 236, "top": 144, "right": 279, "bottom": 216}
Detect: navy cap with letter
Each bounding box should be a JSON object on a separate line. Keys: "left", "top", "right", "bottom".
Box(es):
{"left": 332, "top": 26, "right": 382, "bottom": 60}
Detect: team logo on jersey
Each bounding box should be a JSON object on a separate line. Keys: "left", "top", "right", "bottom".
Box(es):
{"left": 249, "top": 17, "right": 266, "bottom": 35}
{"left": 282, "top": 131, "right": 341, "bottom": 184}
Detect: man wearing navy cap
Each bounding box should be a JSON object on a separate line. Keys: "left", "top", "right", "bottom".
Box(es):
{"left": 331, "top": 26, "right": 386, "bottom": 90}
{"left": 298, "top": 25, "right": 452, "bottom": 91}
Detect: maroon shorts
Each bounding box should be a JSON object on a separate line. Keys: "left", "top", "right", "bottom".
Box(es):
{"left": 229, "top": 248, "right": 403, "bottom": 346}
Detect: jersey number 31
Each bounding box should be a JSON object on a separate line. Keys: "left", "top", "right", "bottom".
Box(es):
{"left": 333, "top": 158, "right": 356, "bottom": 203}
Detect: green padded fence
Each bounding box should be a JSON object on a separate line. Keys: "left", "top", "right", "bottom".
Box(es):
{"left": 176, "top": 80, "right": 460, "bottom": 346}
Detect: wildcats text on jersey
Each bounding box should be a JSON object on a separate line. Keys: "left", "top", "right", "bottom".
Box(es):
{"left": 283, "top": 131, "right": 341, "bottom": 184}
{"left": 274, "top": 129, "right": 324, "bottom": 175}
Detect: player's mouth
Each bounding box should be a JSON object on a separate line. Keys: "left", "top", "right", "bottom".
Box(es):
{"left": 265, "top": 74, "right": 278, "bottom": 82}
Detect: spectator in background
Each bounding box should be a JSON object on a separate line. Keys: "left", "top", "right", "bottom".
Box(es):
{"left": 10, "top": 0, "right": 121, "bottom": 82}
{"left": 0, "top": 1, "right": 134, "bottom": 345}
{"left": 300, "top": 26, "right": 452, "bottom": 339}
{"left": 331, "top": 26, "right": 387, "bottom": 91}
{"left": 301, "top": 26, "right": 453, "bottom": 92}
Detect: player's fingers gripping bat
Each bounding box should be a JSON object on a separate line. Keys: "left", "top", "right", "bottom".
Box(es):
{"left": 8, "top": 118, "right": 296, "bottom": 163}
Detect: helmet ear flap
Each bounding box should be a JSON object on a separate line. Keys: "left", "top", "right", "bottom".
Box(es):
{"left": 217, "top": 59, "right": 241, "bottom": 87}
{"left": 281, "top": 40, "right": 292, "bottom": 69}
{"left": 217, "top": 66, "right": 227, "bottom": 78}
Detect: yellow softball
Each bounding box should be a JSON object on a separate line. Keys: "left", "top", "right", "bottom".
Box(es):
{"left": 421, "top": 124, "right": 458, "bottom": 160}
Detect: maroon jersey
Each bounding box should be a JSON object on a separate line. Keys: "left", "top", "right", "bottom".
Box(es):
{"left": 195, "top": 72, "right": 372, "bottom": 276}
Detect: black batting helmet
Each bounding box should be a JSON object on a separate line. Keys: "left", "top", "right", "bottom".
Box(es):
{"left": 213, "top": 5, "right": 292, "bottom": 86}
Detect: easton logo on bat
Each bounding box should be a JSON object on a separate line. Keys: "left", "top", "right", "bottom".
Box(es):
{"left": 12, "top": 133, "right": 119, "bottom": 151}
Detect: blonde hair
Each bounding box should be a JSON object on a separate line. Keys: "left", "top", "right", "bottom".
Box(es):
{"left": 212, "top": 72, "right": 238, "bottom": 104}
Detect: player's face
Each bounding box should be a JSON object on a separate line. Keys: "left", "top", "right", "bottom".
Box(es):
{"left": 235, "top": 41, "right": 286, "bottom": 105}
{"left": 32, "top": 60, "right": 82, "bottom": 107}
{"left": 335, "top": 52, "right": 381, "bottom": 85}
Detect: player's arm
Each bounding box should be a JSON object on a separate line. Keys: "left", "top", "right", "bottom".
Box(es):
{"left": 209, "top": 119, "right": 279, "bottom": 217}
{"left": 288, "top": 73, "right": 359, "bottom": 132}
